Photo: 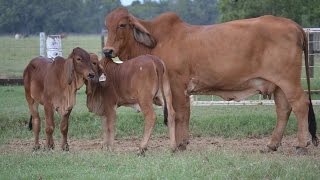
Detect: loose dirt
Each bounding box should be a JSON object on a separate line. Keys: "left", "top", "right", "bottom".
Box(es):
{"left": 1, "top": 135, "right": 319, "bottom": 158}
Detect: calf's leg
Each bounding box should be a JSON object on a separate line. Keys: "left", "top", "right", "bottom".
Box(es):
{"left": 102, "top": 108, "right": 116, "bottom": 150}
{"left": 139, "top": 102, "right": 157, "bottom": 155}
{"left": 28, "top": 101, "right": 41, "bottom": 150}
{"left": 60, "top": 110, "right": 71, "bottom": 151}
{"left": 44, "top": 104, "right": 55, "bottom": 150}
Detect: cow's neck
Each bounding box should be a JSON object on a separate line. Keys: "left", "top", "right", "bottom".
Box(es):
{"left": 60, "top": 62, "right": 84, "bottom": 112}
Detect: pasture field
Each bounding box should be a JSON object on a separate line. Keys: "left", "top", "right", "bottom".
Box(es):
{"left": 0, "top": 86, "right": 320, "bottom": 179}
{"left": 0, "top": 34, "right": 102, "bottom": 78}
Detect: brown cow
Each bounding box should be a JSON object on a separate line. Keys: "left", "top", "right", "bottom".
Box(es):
{"left": 86, "top": 54, "right": 176, "bottom": 155}
{"left": 23, "top": 47, "right": 95, "bottom": 151}
{"left": 103, "top": 7, "right": 318, "bottom": 154}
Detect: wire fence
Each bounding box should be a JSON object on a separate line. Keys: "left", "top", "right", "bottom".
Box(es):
{"left": 0, "top": 29, "right": 319, "bottom": 104}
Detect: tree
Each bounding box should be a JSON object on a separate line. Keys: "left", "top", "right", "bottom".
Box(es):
{"left": 218, "top": 0, "right": 320, "bottom": 27}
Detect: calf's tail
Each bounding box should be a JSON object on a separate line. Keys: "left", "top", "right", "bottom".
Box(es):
{"left": 302, "top": 27, "right": 319, "bottom": 146}
{"left": 154, "top": 58, "right": 168, "bottom": 126}
{"left": 28, "top": 115, "right": 33, "bottom": 130}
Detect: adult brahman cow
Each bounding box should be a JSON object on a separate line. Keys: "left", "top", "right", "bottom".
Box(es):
{"left": 103, "top": 7, "right": 318, "bottom": 153}
{"left": 23, "top": 47, "right": 95, "bottom": 151}
{"left": 86, "top": 54, "right": 176, "bottom": 155}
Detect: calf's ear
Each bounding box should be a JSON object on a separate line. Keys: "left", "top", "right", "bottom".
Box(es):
{"left": 67, "top": 59, "right": 74, "bottom": 85}
{"left": 129, "top": 15, "right": 156, "bottom": 48}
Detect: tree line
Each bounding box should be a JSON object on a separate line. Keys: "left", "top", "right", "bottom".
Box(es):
{"left": 0, "top": 0, "right": 319, "bottom": 34}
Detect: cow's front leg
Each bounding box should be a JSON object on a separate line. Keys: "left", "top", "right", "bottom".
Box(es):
{"left": 171, "top": 88, "right": 190, "bottom": 151}
{"left": 60, "top": 110, "right": 72, "bottom": 151}
{"left": 44, "top": 104, "right": 55, "bottom": 150}
{"left": 101, "top": 108, "right": 116, "bottom": 151}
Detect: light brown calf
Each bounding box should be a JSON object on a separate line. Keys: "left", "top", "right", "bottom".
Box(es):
{"left": 86, "top": 54, "right": 176, "bottom": 155}
{"left": 23, "top": 47, "right": 95, "bottom": 151}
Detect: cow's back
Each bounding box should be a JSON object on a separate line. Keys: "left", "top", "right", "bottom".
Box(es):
{"left": 151, "top": 15, "right": 304, "bottom": 90}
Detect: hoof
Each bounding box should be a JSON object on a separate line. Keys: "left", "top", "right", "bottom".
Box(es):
{"left": 170, "top": 147, "right": 177, "bottom": 153}
{"left": 259, "top": 145, "right": 277, "bottom": 153}
{"left": 101, "top": 144, "right": 113, "bottom": 151}
{"left": 45, "top": 144, "right": 55, "bottom": 151}
{"left": 295, "top": 146, "right": 308, "bottom": 155}
{"left": 32, "top": 145, "right": 41, "bottom": 152}
{"left": 312, "top": 137, "right": 319, "bottom": 147}
{"left": 62, "top": 143, "right": 69, "bottom": 151}
{"left": 137, "top": 147, "right": 147, "bottom": 156}
{"left": 177, "top": 140, "right": 189, "bottom": 151}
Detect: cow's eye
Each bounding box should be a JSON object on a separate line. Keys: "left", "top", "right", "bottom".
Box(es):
{"left": 119, "top": 24, "right": 127, "bottom": 28}
{"left": 92, "top": 62, "right": 97, "bottom": 65}
{"left": 76, "top": 57, "right": 81, "bottom": 61}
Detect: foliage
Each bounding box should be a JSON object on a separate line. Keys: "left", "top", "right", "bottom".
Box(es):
{"left": 1, "top": 0, "right": 320, "bottom": 34}
{"left": 0, "top": 0, "right": 121, "bottom": 34}
{"left": 218, "top": 0, "right": 320, "bottom": 27}
{"left": 128, "top": 0, "right": 219, "bottom": 25}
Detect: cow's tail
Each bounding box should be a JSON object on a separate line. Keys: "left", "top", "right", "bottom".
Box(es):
{"left": 302, "top": 27, "right": 319, "bottom": 146}
{"left": 28, "top": 115, "right": 33, "bottom": 130}
{"left": 154, "top": 58, "right": 168, "bottom": 126}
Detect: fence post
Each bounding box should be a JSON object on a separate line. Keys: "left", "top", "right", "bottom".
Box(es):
{"left": 46, "top": 35, "right": 62, "bottom": 59}
{"left": 39, "top": 32, "right": 46, "bottom": 57}
{"left": 101, "top": 29, "right": 107, "bottom": 57}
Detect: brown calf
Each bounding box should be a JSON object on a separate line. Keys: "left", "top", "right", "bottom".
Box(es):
{"left": 23, "top": 47, "right": 95, "bottom": 151}
{"left": 86, "top": 54, "right": 176, "bottom": 155}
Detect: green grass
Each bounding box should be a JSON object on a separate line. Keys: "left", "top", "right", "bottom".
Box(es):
{"left": 1, "top": 86, "right": 319, "bottom": 145}
{"left": 1, "top": 150, "right": 320, "bottom": 179}
{"left": 1, "top": 86, "right": 320, "bottom": 179}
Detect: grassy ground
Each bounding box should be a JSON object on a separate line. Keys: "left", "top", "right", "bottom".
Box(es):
{"left": 0, "top": 86, "right": 320, "bottom": 179}
{"left": 2, "top": 86, "right": 319, "bottom": 145}
{"left": 1, "top": 150, "right": 320, "bottom": 179}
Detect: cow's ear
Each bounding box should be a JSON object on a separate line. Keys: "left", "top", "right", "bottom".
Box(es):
{"left": 67, "top": 58, "right": 74, "bottom": 85}
{"left": 129, "top": 15, "right": 157, "bottom": 48}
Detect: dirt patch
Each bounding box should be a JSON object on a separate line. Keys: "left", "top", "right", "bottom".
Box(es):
{"left": 0, "top": 136, "right": 319, "bottom": 158}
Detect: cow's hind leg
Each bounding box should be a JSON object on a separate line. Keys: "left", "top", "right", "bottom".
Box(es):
{"left": 263, "top": 87, "right": 292, "bottom": 152}
{"left": 280, "top": 85, "right": 310, "bottom": 154}
{"left": 28, "top": 101, "right": 41, "bottom": 151}
{"left": 44, "top": 104, "right": 55, "bottom": 150}
{"left": 139, "top": 102, "right": 157, "bottom": 156}
{"left": 60, "top": 110, "right": 71, "bottom": 151}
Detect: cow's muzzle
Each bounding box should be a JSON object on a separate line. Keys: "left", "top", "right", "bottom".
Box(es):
{"left": 103, "top": 48, "right": 115, "bottom": 58}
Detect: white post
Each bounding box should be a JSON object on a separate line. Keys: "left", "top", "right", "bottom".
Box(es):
{"left": 39, "top": 32, "right": 46, "bottom": 57}
{"left": 46, "top": 35, "right": 62, "bottom": 59}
